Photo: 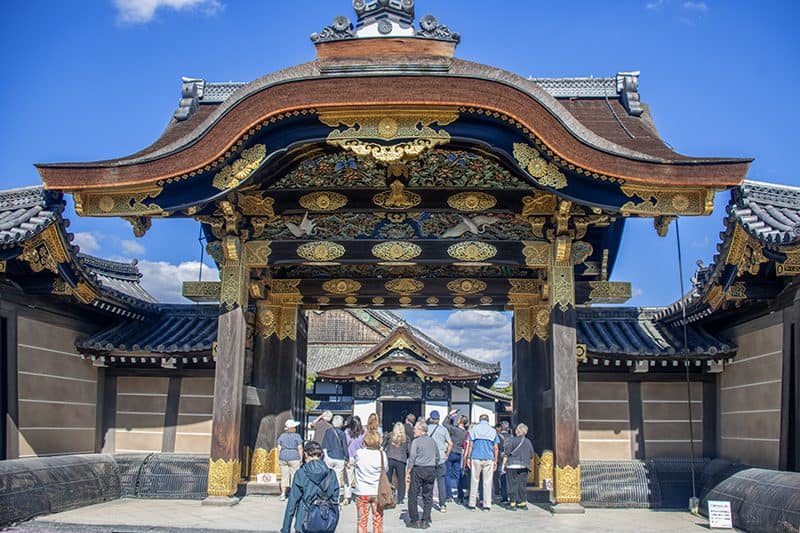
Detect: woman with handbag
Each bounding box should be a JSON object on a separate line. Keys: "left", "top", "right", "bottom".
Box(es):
{"left": 281, "top": 441, "right": 340, "bottom": 533}
{"left": 353, "top": 430, "right": 390, "bottom": 533}
{"left": 383, "top": 422, "right": 409, "bottom": 504}
{"left": 502, "top": 423, "right": 534, "bottom": 511}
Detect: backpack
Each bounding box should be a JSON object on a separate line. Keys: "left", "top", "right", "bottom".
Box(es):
{"left": 302, "top": 469, "right": 340, "bottom": 533}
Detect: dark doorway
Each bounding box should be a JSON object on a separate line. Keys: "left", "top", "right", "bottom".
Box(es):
{"left": 1, "top": 317, "right": 7, "bottom": 460}
{"left": 380, "top": 400, "right": 422, "bottom": 433}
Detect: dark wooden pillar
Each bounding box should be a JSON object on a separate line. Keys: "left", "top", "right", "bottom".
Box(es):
{"left": 248, "top": 281, "right": 303, "bottom": 480}
{"left": 510, "top": 282, "right": 553, "bottom": 488}
{"left": 205, "top": 245, "right": 249, "bottom": 503}
{"left": 548, "top": 241, "right": 583, "bottom": 512}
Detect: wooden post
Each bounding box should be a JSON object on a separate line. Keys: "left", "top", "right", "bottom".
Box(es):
{"left": 205, "top": 243, "right": 249, "bottom": 504}
{"left": 548, "top": 238, "right": 584, "bottom": 513}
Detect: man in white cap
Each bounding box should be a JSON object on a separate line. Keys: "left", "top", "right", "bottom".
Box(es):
{"left": 312, "top": 410, "right": 333, "bottom": 444}
{"left": 277, "top": 418, "right": 303, "bottom": 501}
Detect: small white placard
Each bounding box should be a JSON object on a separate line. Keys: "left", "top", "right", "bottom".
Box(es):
{"left": 256, "top": 473, "right": 276, "bottom": 484}
{"left": 708, "top": 500, "right": 733, "bottom": 529}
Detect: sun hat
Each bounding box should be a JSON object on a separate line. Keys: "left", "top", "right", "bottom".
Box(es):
{"left": 284, "top": 419, "right": 301, "bottom": 429}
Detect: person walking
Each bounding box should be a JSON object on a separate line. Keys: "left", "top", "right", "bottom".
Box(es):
{"left": 281, "top": 440, "right": 339, "bottom": 533}
{"left": 443, "top": 410, "right": 467, "bottom": 503}
{"left": 322, "top": 414, "right": 349, "bottom": 503}
{"left": 465, "top": 414, "right": 500, "bottom": 511}
{"left": 494, "top": 421, "right": 510, "bottom": 504}
{"left": 502, "top": 423, "right": 534, "bottom": 511}
{"left": 383, "top": 422, "right": 409, "bottom": 504}
{"left": 312, "top": 410, "right": 333, "bottom": 444}
{"left": 405, "top": 421, "right": 439, "bottom": 529}
{"left": 367, "top": 413, "right": 383, "bottom": 436}
{"left": 277, "top": 419, "right": 304, "bottom": 501}
{"left": 403, "top": 413, "right": 416, "bottom": 443}
{"left": 345, "top": 415, "right": 365, "bottom": 505}
{"left": 426, "top": 410, "right": 452, "bottom": 512}
{"left": 353, "top": 431, "right": 389, "bottom": 533}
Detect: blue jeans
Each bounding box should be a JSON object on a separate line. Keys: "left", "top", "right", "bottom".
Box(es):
{"left": 445, "top": 453, "right": 463, "bottom": 500}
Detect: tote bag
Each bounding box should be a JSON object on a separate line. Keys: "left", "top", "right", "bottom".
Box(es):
{"left": 377, "top": 450, "right": 396, "bottom": 510}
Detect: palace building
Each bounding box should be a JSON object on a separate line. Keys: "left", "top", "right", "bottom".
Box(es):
{"left": 1, "top": 0, "right": 798, "bottom": 517}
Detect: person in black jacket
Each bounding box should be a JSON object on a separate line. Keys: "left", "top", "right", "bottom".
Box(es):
{"left": 501, "top": 423, "right": 534, "bottom": 510}
{"left": 281, "top": 441, "right": 339, "bottom": 533}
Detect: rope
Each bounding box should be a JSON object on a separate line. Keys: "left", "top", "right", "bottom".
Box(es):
{"left": 675, "top": 219, "right": 699, "bottom": 510}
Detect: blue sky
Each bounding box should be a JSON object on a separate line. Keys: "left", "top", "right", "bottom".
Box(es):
{"left": 1, "top": 0, "right": 798, "bottom": 379}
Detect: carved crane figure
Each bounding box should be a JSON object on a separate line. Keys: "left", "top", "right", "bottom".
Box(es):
{"left": 286, "top": 212, "right": 318, "bottom": 237}
{"left": 441, "top": 215, "right": 500, "bottom": 238}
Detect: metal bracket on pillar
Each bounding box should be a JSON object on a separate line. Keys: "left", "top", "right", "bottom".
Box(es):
{"left": 508, "top": 279, "right": 548, "bottom": 342}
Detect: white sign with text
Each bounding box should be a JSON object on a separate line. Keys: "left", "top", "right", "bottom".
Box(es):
{"left": 707, "top": 500, "right": 733, "bottom": 529}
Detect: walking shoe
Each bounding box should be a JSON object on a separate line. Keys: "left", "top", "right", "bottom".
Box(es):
{"left": 439, "top": 504, "right": 447, "bottom": 513}
{"left": 480, "top": 505, "right": 491, "bottom": 511}
{"left": 517, "top": 503, "right": 528, "bottom": 510}
{"left": 279, "top": 494, "right": 286, "bottom": 502}
{"left": 467, "top": 505, "right": 477, "bottom": 511}
{"left": 408, "top": 520, "right": 428, "bottom": 529}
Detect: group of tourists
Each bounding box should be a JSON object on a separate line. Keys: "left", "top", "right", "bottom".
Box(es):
{"left": 278, "top": 409, "right": 534, "bottom": 532}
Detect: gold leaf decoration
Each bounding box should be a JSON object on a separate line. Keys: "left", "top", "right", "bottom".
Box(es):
{"left": 480, "top": 296, "right": 493, "bottom": 305}
{"left": 447, "top": 241, "right": 497, "bottom": 262}
{"left": 373, "top": 180, "right": 421, "bottom": 210}
{"left": 512, "top": 143, "right": 567, "bottom": 189}
{"left": 385, "top": 278, "right": 424, "bottom": 295}
{"left": 554, "top": 465, "right": 581, "bottom": 504}
{"left": 299, "top": 191, "right": 348, "bottom": 211}
{"left": 238, "top": 193, "right": 277, "bottom": 218}
{"left": 212, "top": 144, "right": 267, "bottom": 190}
{"left": 426, "top": 296, "right": 439, "bottom": 306}
{"left": 620, "top": 185, "right": 713, "bottom": 216}
{"left": 78, "top": 186, "right": 164, "bottom": 216}
{"left": 207, "top": 458, "right": 241, "bottom": 497}
{"left": 447, "top": 192, "right": 497, "bottom": 211}
{"left": 372, "top": 296, "right": 385, "bottom": 305}
{"left": 322, "top": 279, "right": 361, "bottom": 295}
{"left": 372, "top": 241, "right": 421, "bottom": 262}
{"left": 320, "top": 107, "right": 458, "bottom": 163}
{"left": 296, "top": 241, "right": 345, "bottom": 262}
{"left": 522, "top": 241, "right": 551, "bottom": 267}
{"left": 250, "top": 448, "right": 279, "bottom": 479}
{"left": 447, "top": 278, "right": 487, "bottom": 295}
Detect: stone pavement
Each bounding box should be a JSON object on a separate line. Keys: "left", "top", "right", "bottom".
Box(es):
{"left": 7, "top": 496, "right": 717, "bottom": 533}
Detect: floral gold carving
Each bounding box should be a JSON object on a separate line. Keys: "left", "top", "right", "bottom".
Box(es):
{"left": 372, "top": 241, "right": 421, "bottom": 262}
{"left": 513, "top": 143, "right": 567, "bottom": 189}
{"left": 426, "top": 296, "right": 439, "bottom": 305}
{"left": 77, "top": 186, "right": 164, "bottom": 217}
{"left": 345, "top": 296, "right": 358, "bottom": 305}
{"left": 372, "top": 296, "right": 385, "bottom": 305}
{"left": 373, "top": 180, "right": 421, "bottom": 210}
{"left": 250, "top": 448, "right": 279, "bottom": 479}
{"left": 212, "top": 144, "right": 267, "bottom": 190}
{"left": 320, "top": 107, "right": 458, "bottom": 163}
{"left": 207, "top": 457, "right": 241, "bottom": 497}
{"left": 317, "top": 296, "right": 330, "bottom": 304}
{"left": 480, "top": 296, "right": 492, "bottom": 305}
{"left": 123, "top": 216, "right": 152, "bottom": 238}
{"left": 244, "top": 241, "right": 272, "bottom": 267}
{"left": 258, "top": 280, "right": 301, "bottom": 340}
{"left": 299, "top": 191, "right": 348, "bottom": 211}
{"left": 322, "top": 279, "right": 361, "bottom": 295}
{"left": 447, "top": 192, "right": 497, "bottom": 211}
{"left": 296, "top": 241, "right": 345, "bottom": 262}
{"left": 554, "top": 464, "right": 581, "bottom": 504}
{"left": 238, "top": 193, "right": 277, "bottom": 218}
{"left": 220, "top": 253, "right": 248, "bottom": 311}
{"left": 521, "top": 194, "right": 557, "bottom": 217}
{"left": 182, "top": 281, "right": 221, "bottom": 302}
{"left": 576, "top": 344, "right": 588, "bottom": 364}
{"left": 620, "top": 184, "right": 713, "bottom": 216}
{"left": 588, "top": 281, "right": 632, "bottom": 303}
{"left": 535, "top": 451, "right": 554, "bottom": 489}
{"left": 728, "top": 282, "right": 747, "bottom": 300}
{"left": 522, "top": 241, "right": 551, "bottom": 267}
{"left": 453, "top": 296, "right": 466, "bottom": 305}
{"left": 447, "top": 278, "right": 487, "bottom": 295}
{"left": 447, "top": 241, "right": 497, "bottom": 262}
{"left": 20, "top": 226, "right": 68, "bottom": 273}
{"left": 777, "top": 248, "right": 800, "bottom": 276}
{"left": 385, "top": 278, "right": 424, "bottom": 295}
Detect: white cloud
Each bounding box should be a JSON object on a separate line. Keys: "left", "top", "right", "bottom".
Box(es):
{"left": 120, "top": 240, "right": 146, "bottom": 256}
{"left": 446, "top": 310, "right": 508, "bottom": 329}
{"left": 646, "top": 0, "right": 665, "bottom": 9}
{"left": 72, "top": 232, "right": 101, "bottom": 254}
{"left": 683, "top": 1, "right": 709, "bottom": 11}
{"left": 137, "top": 259, "right": 219, "bottom": 303}
{"left": 462, "top": 347, "right": 508, "bottom": 364}
{"left": 114, "top": 0, "right": 223, "bottom": 23}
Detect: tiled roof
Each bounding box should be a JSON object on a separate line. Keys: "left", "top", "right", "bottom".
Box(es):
{"left": 0, "top": 186, "right": 62, "bottom": 247}
{"left": 308, "top": 345, "right": 376, "bottom": 374}
{"left": 77, "top": 254, "right": 158, "bottom": 304}
{"left": 198, "top": 74, "right": 626, "bottom": 104}
{"left": 577, "top": 308, "right": 733, "bottom": 359}
{"left": 729, "top": 180, "right": 800, "bottom": 246}
{"left": 77, "top": 304, "right": 217, "bottom": 354}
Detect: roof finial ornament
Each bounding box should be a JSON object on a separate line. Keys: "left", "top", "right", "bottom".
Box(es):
{"left": 310, "top": 0, "right": 459, "bottom": 44}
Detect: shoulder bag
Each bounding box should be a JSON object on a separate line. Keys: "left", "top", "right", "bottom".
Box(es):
{"left": 377, "top": 450, "right": 396, "bottom": 510}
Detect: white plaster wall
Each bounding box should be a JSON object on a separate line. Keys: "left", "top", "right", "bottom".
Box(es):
{"left": 353, "top": 399, "right": 376, "bottom": 423}
{"left": 471, "top": 402, "right": 495, "bottom": 425}
{"left": 451, "top": 386, "right": 470, "bottom": 403}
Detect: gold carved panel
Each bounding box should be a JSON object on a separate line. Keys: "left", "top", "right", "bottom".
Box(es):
{"left": 373, "top": 180, "right": 421, "bottom": 210}
{"left": 587, "top": 281, "right": 632, "bottom": 304}
{"left": 522, "top": 241, "right": 550, "bottom": 267}
{"left": 554, "top": 465, "right": 581, "bottom": 504}
{"left": 447, "top": 241, "right": 497, "bottom": 263}
{"left": 212, "top": 144, "right": 267, "bottom": 190}
{"left": 372, "top": 241, "right": 421, "bottom": 263}
{"left": 322, "top": 279, "right": 361, "bottom": 295}
{"left": 385, "top": 278, "right": 424, "bottom": 295}
{"left": 620, "top": 184, "right": 714, "bottom": 216}
{"left": 207, "top": 458, "right": 241, "bottom": 497}
{"left": 447, "top": 278, "right": 487, "bottom": 295}
{"left": 296, "top": 241, "right": 345, "bottom": 262}
{"left": 299, "top": 191, "right": 348, "bottom": 211}
{"left": 244, "top": 240, "right": 272, "bottom": 267}
{"left": 74, "top": 185, "right": 164, "bottom": 217}
{"left": 513, "top": 143, "right": 567, "bottom": 189}
{"left": 447, "top": 192, "right": 497, "bottom": 211}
